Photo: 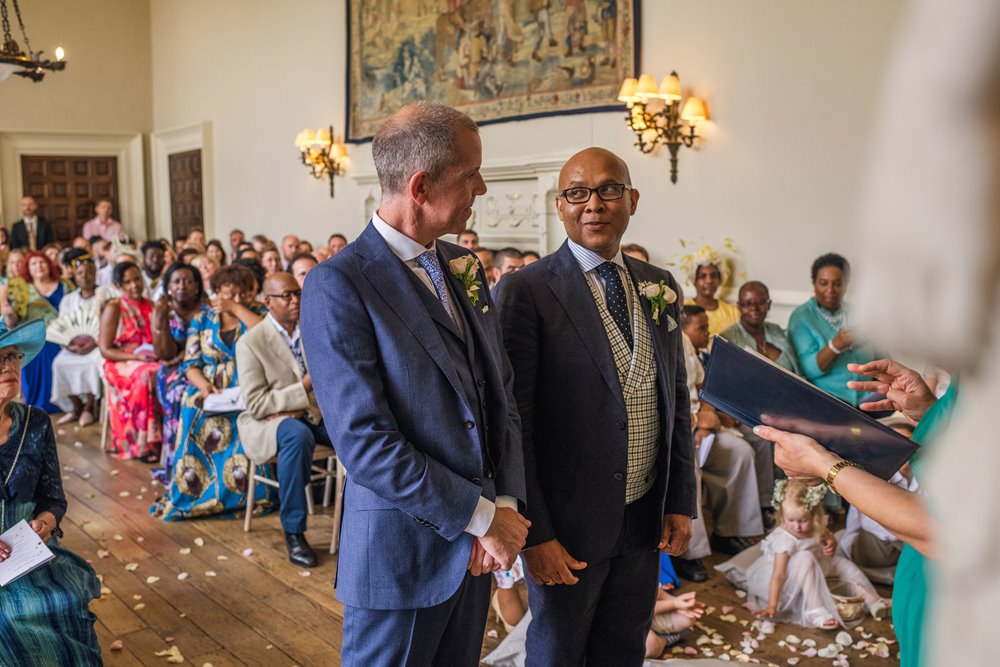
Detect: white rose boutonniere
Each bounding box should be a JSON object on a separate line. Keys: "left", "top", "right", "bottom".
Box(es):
{"left": 638, "top": 279, "right": 677, "bottom": 326}
{"left": 449, "top": 255, "right": 483, "bottom": 307}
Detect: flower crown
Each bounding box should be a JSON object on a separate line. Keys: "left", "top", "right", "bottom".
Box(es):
{"left": 771, "top": 479, "right": 827, "bottom": 512}
{"left": 675, "top": 238, "right": 737, "bottom": 288}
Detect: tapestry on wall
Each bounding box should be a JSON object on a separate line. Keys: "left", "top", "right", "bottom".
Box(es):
{"left": 346, "top": 0, "right": 639, "bottom": 141}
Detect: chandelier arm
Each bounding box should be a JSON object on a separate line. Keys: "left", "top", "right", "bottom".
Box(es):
{"left": 10, "top": 0, "right": 32, "bottom": 55}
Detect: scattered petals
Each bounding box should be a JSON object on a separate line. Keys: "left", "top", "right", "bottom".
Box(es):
{"left": 735, "top": 589, "right": 747, "bottom": 598}
{"left": 204, "top": 571, "right": 216, "bottom": 577}
{"left": 786, "top": 660, "right": 799, "bottom": 666}
{"left": 137, "top": 536, "right": 145, "bottom": 543}
{"left": 486, "top": 629, "right": 498, "bottom": 638}
{"left": 146, "top": 576, "right": 160, "bottom": 584}
{"left": 133, "top": 603, "right": 145, "bottom": 611}
{"left": 97, "top": 549, "right": 110, "bottom": 559}
{"left": 242, "top": 548, "right": 253, "bottom": 557}
{"left": 178, "top": 548, "right": 191, "bottom": 555}
{"left": 836, "top": 631, "right": 854, "bottom": 647}
{"left": 113, "top": 533, "right": 124, "bottom": 541}
{"left": 119, "top": 491, "right": 130, "bottom": 497}
{"left": 110, "top": 640, "right": 123, "bottom": 651}
{"left": 684, "top": 646, "right": 698, "bottom": 655}
{"left": 299, "top": 570, "right": 311, "bottom": 577}
{"left": 785, "top": 635, "right": 801, "bottom": 645}
{"left": 194, "top": 537, "right": 205, "bottom": 547}
{"left": 720, "top": 614, "right": 737, "bottom": 623}
{"left": 132, "top": 594, "right": 142, "bottom": 601}
{"left": 722, "top": 606, "right": 735, "bottom": 614}
{"left": 216, "top": 555, "right": 228, "bottom": 560}
{"left": 154, "top": 646, "right": 184, "bottom": 663}
{"left": 177, "top": 572, "right": 189, "bottom": 581}
{"left": 164, "top": 636, "right": 174, "bottom": 642}
{"left": 110, "top": 469, "right": 120, "bottom": 476}
{"left": 73, "top": 441, "right": 83, "bottom": 448}
{"left": 125, "top": 563, "right": 139, "bottom": 571}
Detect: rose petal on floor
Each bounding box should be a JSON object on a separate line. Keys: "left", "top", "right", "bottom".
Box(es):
{"left": 177, "top": 572, "right": 189, "bottom": 581}
{"left": 194, "top": 537, "right": 205, "bottom": 547}
{"left": 110, "top": 640, "right": 123, "bottom": 651}
{"left": 125, "top": 563, "right": 139, "bottom": 571}
{"left": 179, "top": 548, "right": 191, "bottom": 555}
{"left": 146, "top": 576, "right": 160, "bottom": 584}
{"left": 204, "top": 571, "right": 216, "bottom": 577}
{"left": 242, "top": 548, "right": 253, "bottom": 557}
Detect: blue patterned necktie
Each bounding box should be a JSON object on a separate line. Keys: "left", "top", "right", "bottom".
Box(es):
{"left": 417, "top": 250, "right": 458, "bottom": 326}
{"left": 595, "top": 261, "right": 633, "bottom": 349}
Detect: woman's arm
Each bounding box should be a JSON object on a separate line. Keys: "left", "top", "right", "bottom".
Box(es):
{"left": 99, "top": 300, "right": 142, "bottom": 362}
{"left": 229, "top": 301, "right": 262, "bottom": 328}
{"left": 152, "top": 298, "right": 179, "bottom": 361}
{"left": 32, "top": 418, "right": 66, "bottom": 542}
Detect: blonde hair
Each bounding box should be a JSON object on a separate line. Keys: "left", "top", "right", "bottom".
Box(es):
{"left": 774, "top": 479, "right": 827, "bottom": 538}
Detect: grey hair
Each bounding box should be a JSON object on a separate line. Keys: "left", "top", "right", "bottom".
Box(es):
{"left": 372, "top": 102, "right": 479, "bottom": 198}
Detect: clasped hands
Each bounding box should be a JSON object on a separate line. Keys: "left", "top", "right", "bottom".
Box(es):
{"left": 467, "top": 506, "right": 531, "bottom": 576}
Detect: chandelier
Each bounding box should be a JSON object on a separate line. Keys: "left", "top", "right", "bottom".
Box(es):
{"left": 0, "top": 0, "right": 66, "bottom": 82}
{"left": 618, "top": 71, "right": 707, "bottom": 184}
{"left": 294, "top": 126, "right": 349, "bottom": 198}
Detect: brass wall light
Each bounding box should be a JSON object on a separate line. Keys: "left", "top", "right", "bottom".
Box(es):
{"left": 294, "top": 126, "right": 349, "bottom": 198}
{"left": 618, "top": 71, "right": 708, "bottom": 183}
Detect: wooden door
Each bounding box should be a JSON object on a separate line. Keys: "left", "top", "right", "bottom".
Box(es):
{"left": 20, "top": 155, "right": 119, "bottom": 244}
{"left": 168, "top": 149, "right": 203, "bottom": 239}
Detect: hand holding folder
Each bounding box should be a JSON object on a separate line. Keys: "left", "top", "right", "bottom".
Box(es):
{"left": 699, "top": 336, "right": 919, "bottom": 481}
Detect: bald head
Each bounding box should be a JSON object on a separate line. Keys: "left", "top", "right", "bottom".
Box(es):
{"left": 558, "top": 147, "right": 632, "bottom": 190}
{"left": 264, "top": 272, "right": 301, "bottom": 330}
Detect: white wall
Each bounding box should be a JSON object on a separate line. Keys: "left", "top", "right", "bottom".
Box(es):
{"left": 148, "top": 0, "right": 904, "bottom": 296}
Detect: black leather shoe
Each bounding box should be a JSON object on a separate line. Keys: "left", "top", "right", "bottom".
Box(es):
{"left": 710, "top": 534, "right": 755, "bottom": 556}
{"left": 672, "top": 556, "right": 708, "bottom": 582}
{"left": 285, "top": 532, "right": 317, "bottom": 568}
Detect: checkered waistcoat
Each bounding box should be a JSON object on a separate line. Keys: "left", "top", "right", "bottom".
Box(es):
{"left": 585, "top": 268, "right": 659, "bottom": 503}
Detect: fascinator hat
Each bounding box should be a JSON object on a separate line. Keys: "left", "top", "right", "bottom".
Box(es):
{"left": 676, "top": 237, "right": 738, "bottom": 289}
{"left": 0, "top": 319, "right": 47, "bottom": 366}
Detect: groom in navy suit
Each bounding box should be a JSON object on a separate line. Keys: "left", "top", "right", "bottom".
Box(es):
{"left": 495, "top": 148, "right": 696, "bottom": 665}
{"left": 301, "top": 102, "right": 529, "bottom": 666}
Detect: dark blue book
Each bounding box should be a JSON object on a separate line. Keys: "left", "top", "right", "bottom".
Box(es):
{"left": 699, "top": 336, "right": 919, "bottom": 481}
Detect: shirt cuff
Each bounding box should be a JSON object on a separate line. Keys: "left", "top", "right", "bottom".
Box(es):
{"left": 465, "top": 496, "right": 496, "bottom": 537}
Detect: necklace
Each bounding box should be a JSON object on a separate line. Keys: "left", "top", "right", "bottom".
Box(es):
{"left": 816, "top": 303, "right": 847, "bottom": 331}
{"left": 0, "top": 406, "right": 30, "bottom": 534}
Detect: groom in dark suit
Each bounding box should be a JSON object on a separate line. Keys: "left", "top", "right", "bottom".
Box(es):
{"left": 301, "top": 102, "right": 529, "bottom": 666}
{"left": 495, "top": 147, "right": 696, "bottom": 665}
{"left": 9, "top": 196, "right": 54, "bottom": 250}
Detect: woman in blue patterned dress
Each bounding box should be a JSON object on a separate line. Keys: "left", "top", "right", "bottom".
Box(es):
{"left": 151, "top": 264, "right": 275, "bottom": 520}
{"left": 0, "top": 320, "right": 101, "bottom": 665}
{"left": 151, "top": 262, "right": 209, "bottom": 484}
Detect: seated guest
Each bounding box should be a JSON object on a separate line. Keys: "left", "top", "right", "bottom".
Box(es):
{"left": 250, "top": 234, "right": 270, "bottom": 254}
{"left": 151, "top": 264, "right": 273, "bottom": 521}
{"left": 673, "top": 305, "right": 763, "bottom": 581}
{"left": 522, "top": 249, "right": 540, "bottom": 265}
{"left": 288, "top": 252, "right": 318, "bottom": 289}
{"left": 327, "top": 233, "right": 347, "bottom": 255}
{"left": 229, "top": 229, "right": 245, "bottom": 262}
{"left": 235, "top": 257, "right": 266, "bottom": 301}
{"left": 261, "top": 245, "right": 282, "bottom": 278}
{"left": 235, "top": 243, "right": 258, "bottom": 262}
{"left": 206, "top": 239, "right": 228, "bottom": 267}
{"left": 50, "top": 251, "right": 105, "bottom": 426}
{"left": 721, "top": 280, "right": 800, "bottom": 521}
{"left": 280, "top": 235, "right": 299, "bottom": 270}
{"left": 494, "top": 247, "right": 525, "bottom": 280}
{"left": 3, "top": 248, "right": 24, "bottom": 280}
{"left": 296, "top": 240, "right": 314, "bottom": 255}
{"left": 621, "top": 242, "right": 650, "bottom": 263}
{"left": 192, "top": 253, "right": 218, "bottom": 299}
{"left": 186, "top": 226, "right": 206, "bottom": 251}
{"left": 0, "top": 320, "right": 102, "bottom": 665}
{"left": 237, "top": 272, "right": 329, "bottom": 567}
{"left": 99, "top": 262, "right": 162, "bottom": 460}
{"left": 173, "top": 235, "right": 188, "bottom": 254}
{"left": 681, "top": 243, "right": 740, "bottom": 337}
{"left": 16, "top": 251, "right": 65, "bottom": 413}
{"left": 474, "top": 247, "right": 498, "bottom": 287}
{"left": 456, "top": 228, "right": 479, "bottom": 249}
{"left": 140, "top": 240, "right": 166, "bottom": 301}
{"left": 787, "top": 253, "right": 878, "bottom": 407}
{"left": 152, "top": 262, "right": 209, "bottom": 484}
{"left": 311, "top": 246, "right": 332, "bottom": 263}
{"left": 177, "top": 247, "right": 199, "bottom": 265}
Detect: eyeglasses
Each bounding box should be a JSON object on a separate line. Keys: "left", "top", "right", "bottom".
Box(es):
{"left": 737, "top": 299, "right": 771, "bottom": 309}
{"left": 0, "top": 351, "right": 25, "bottom": 368}
{"left": 266, "top": 290, "right": 302, "bottom": 302}
{"left": 557, "top": 184, "right": 632, "bottom": 204}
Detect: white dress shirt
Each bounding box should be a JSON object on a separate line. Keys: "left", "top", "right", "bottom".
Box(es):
{"left": 371, "top": 212, "right": 514, "bottom": 537}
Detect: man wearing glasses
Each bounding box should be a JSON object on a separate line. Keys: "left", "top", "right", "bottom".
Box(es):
{"left": 236, "top": 272, "right": 328, "bottom": 568}
{"left": 495, "top": 147, "right": 696, "bottom": 665}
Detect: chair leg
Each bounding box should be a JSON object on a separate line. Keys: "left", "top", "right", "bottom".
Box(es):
{"left": 305, "top": 479, "right": 315, "bottom": 516}
{"left": 243, "top": 464, "right": 257, "bottom": 532}
{"left": 100, "top": 385, "right": 110, "bottom": 452}
{"left": 330, "top": 464, "right": 346, "bottom": 554}
{"left": 323, "top": 456, "right": 334, "bottom": 508}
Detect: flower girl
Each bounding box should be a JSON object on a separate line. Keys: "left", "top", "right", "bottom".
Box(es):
{"left": 742, "top": 480, "right": 889, "bottom": 628}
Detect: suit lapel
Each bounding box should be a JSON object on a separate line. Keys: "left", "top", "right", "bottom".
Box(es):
{"left": 259, "top": 320, "right": 302, "bottom": 380}
{"left": 355, "top": 224, "right": 470, "bottom": 409}
{"left": 546, "top": 243, "right": 626, "bottom": 409}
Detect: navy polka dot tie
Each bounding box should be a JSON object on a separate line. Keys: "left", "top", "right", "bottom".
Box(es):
{"left": 595, "top": 262, "right": 633, "bottom": 349}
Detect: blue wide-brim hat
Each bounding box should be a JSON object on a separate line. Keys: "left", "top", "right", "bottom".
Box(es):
{"left": 0, "top": 319, "right": 47, "bottom": 366}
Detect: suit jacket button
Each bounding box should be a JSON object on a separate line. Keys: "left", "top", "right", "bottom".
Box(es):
{"left": 613, "top": 472, "right": 624, "bottom": 481}
{"left": 464, "top": 421, "right": 475, "bottom": 429}
{"left": 471, "top": 477, "right": 482, "bottom": 486}
{"left": 617, "top": 420, "right": 626, "bottom": 430}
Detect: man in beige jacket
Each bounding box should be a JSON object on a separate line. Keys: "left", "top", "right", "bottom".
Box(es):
{"left": 236, "top": 272, "right": 329, "bottom": 567}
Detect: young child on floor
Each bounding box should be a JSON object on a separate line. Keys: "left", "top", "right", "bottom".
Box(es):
{"left": 743, "top": 480, "right": 889, "bottom": 629}
{"left": 645, "top": 589, "right": 705, "bottom": 658}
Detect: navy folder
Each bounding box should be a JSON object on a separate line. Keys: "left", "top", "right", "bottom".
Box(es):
{"left": 699, "top": 336, "right": 919, "bottom": 481}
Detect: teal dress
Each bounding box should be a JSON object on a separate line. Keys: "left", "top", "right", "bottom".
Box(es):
{"left": 894, "top": 381, "right": 957, "bottom": 667}
{"left": 0, "top": 403, "right": 101, "bottom": 665}
{"left": 787, "top": 297, "right": 877, "bottom": 406}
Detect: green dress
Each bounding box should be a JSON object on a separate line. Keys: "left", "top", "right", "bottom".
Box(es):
{"left": 894, "top": 381, "right": 957, "bottom": 667}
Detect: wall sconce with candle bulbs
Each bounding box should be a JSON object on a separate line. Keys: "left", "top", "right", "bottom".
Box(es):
{"left": 0, "top": 0, "right": 66, "bottom": 82}
{"left": 294, "top": 126, "right": 349, "bottom": 198}
{"left": 618, "top": 71, "right": 707, "bottom": 184}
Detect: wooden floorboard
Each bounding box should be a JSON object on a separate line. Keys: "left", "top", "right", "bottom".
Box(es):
{"left": 57, "top": 417, "right": 897, "bottom": 666}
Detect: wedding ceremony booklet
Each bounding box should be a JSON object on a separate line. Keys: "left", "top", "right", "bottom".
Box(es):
{"left": 0, "top": 520, "right": 55, "bottom": 587}
{"left": 699, "top": 336, "right": 919, "bottom": 480}
{"left": 202, "top": 386, "right": 246, "bottom": 414}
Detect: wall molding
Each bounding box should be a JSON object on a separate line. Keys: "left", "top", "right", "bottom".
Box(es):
{"left": 150, "top": 121, "right": 213, "bottom": 241}
{"left": 0, "top": 130, "right": 145, "bottom": 238}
